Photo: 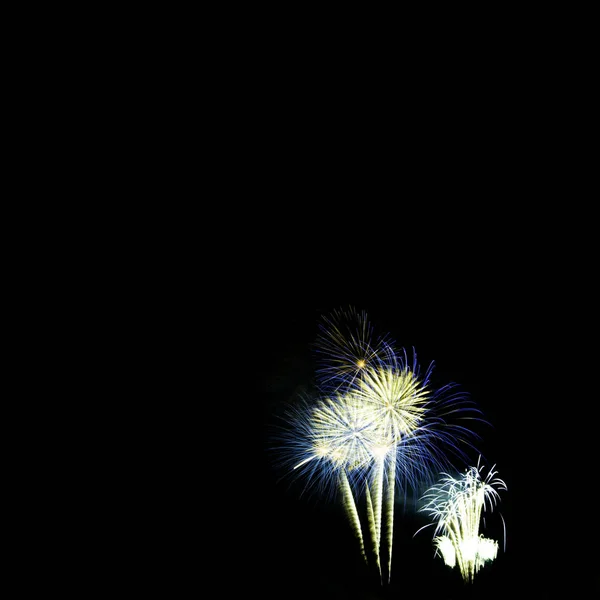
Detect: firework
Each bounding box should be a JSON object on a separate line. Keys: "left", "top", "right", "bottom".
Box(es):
{"left": 416, "top": 458, "right": 507, "bottom": 583}
{"left": 354, "top": 361, "right": 428, "bottom": 582}
{"left": 352, "top": 354, "right": 483, "bottom": 583}
{"left": 313, "top": 306, "right": 393, "bottom": 394}
{"left": 272, "top": 308, "right": 489, "bottom": 587}
{"left": 274, "top": 393, "right": 380, "bottom": 562}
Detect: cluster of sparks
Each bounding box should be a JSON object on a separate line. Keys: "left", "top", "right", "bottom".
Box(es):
{"left": 416, "top": 459, "right": 507, "bottom": 583}
{"left": 273, "top": 307, "right": 506, "bottom": 586}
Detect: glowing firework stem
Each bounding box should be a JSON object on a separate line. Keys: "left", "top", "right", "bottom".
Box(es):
{"left": 385, "top": 450, "right": 396, "bottom": 583}
{"left": 372, "top": 455, "right": 384, "bottom": 550}
{"left": 365, "top": 482, "right": 381, "bottom": 577}
{"left": 338, "top": 469, "right": 367, "bottom": 564}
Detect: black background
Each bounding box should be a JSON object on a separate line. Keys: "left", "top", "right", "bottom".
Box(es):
{"left": 65, "top": 14, "right": 597, "bottom": 597}
{"left": 167, "top": 48, "right": 595, "bottom": 593}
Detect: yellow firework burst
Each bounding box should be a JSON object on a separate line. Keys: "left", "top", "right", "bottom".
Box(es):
{"left": 356, "top": 366, "right": 429, "bottom": 445}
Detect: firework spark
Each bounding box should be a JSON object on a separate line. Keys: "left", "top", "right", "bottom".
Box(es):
{"left": 416, "top": 458, "right": 507, "bottom": 583}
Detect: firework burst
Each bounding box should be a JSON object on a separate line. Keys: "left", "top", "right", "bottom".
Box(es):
{"left": 313, "top": 306, "right": 392, "bottom": 394}
{"left": 416, "top": 458, "right": 507, "bottom": 583}
{"left": 273, "top": 392, "right": 382, "bottom": 563}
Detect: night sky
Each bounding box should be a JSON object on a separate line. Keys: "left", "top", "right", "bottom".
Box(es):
{"left": 109, "top": 33, "right": 594, "bottom": 596}
{"left": 253, "top": 255, "right": 592, "bottom": 599}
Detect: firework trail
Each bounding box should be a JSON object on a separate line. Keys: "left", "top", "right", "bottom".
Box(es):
{"left": 384, "top": 450, "right": 396, "bottom": 583}
{"left": 416, "top": 458, "right": 507, "bottom": 583}
{"left": 371, "top": 452, "right": 385, "bottom": 581}
{"left": 365, "top": 480, "right": 382, "bottom": 579}
{"left": 338, "top": 468, "right": 367, "bottom": 563}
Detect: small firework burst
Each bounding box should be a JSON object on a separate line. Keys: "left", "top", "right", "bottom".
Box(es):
{"left": 416, "top": 458, "right": 507, "bottom": 583}
{"left": 313, "top": 306, "right": 393, "bottom": 394}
